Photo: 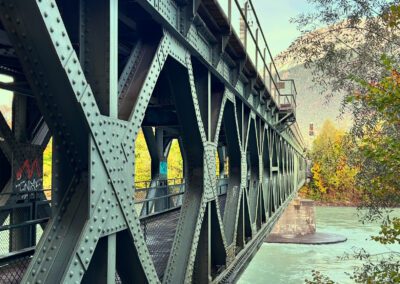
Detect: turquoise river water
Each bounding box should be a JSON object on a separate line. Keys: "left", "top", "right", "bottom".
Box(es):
{"left": 238, "top": 206, "right": 400, "bottom": 284}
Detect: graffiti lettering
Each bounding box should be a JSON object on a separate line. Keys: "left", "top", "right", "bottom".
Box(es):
{"left": 15, "top": 177, "right": 43, "bottom": 199}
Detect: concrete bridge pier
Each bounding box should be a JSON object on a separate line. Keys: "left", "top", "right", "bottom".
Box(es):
{"left": 266, "top": 198, "right": 347, "bottom": 244}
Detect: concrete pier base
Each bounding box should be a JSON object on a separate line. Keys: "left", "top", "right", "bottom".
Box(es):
{"left": 266, "top": 198, "right": 347, "bottom": 245}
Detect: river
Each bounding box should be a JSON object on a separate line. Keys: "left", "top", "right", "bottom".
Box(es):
{"left": 238, "top": 206, "right": 400, "bottom": 284}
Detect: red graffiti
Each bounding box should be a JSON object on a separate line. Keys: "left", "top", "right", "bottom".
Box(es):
{"left": 16, "top": 159, "right": 41, "bottom": 180}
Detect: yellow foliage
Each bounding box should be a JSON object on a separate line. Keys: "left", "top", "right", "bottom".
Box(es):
{"left": 42, "top": 130, "right": 185, "bottom": 191}
{"left": 43, "top": 139, "right": 52, "bottom": 199}
{"left": 135, "top": 130, "right": 151, "bottom": 182}
{"left": 135, "top": 129, "right": 183, "bottom": 181}
{"left": 311, "top": 162, "right": 327, "bottom": 193}
{"left": 167, "top": 139, "right": 183, "bottom": 180}
{"left": 309, "top": 120, "right": 358, "bottom": 200}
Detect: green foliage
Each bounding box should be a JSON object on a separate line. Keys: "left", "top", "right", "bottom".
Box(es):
{"left": 383, "top": 4, "right": 400, "bottom": 28}
{"left": 287, "top": 2, "right": 400, "bottom": 282}
{"left": 305, "top": 270, "right": 336, "bottom": 284}
{"left": 372, "top": 217, "right": 400, "bottom": 245}
{"left": 349, "top": 58, "right": 400, "bottom": 219}
{"left": 306, "top": 58, "right": 400, "bottom": 284}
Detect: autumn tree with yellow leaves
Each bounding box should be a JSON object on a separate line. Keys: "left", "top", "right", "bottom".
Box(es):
{"left": 305, "top": 120, "right": 359, "bottom": 203}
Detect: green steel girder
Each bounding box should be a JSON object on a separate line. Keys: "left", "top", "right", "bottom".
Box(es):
{"left": 0, "top": 0, "right": 308, "bottom": 283}
{"left": 162, "top": 54, "right": 228, "bottom": 283}
{"left": 135, "top": 0, "right": 303, "bottom": 154}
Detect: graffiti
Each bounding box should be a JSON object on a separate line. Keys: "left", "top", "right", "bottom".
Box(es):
{"left": 16, "top": 159, "right": 41, "bottom": 180}
{"left": 15, "top": 178, "right": 43, "bottom": 199}
{"left": 13, "top": 158, "right": 43, "bottom": 199}
{"left": 160, "top": 161, "right": 167, "bottom": 176}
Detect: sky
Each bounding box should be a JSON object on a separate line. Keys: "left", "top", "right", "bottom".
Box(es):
{"left": 217, "top": 0, "right": 315, "bottom": 58}
{"left": 250, "top": 0, "right": 314, "bottom": 57}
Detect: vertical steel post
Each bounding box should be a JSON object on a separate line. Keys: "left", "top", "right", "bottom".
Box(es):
{"left": 207, "top": 202, "right": 212, "bottom": 283}
{"left": 10, "top": 95, "right": 35, "bottom": 251}
{"left": 109, "top": 0, "right": 118, "bottom": 118}
{"left": 244, "top": 2, "right": 248, "bottom": 51}
{"left": 228, "top": 0, "right": 232, "bottom": 24}
{"left": 107, "top": 234, "right": 116, "bottom": 284}
{"left": 269, "top": 63, "right": 273, "bottom": 99}
{"left": 263, "top": 48, "right": 266, "bottom": 85}
{"left": 255, "top": 28, "right": 258, "bottom": 71}
{"left": 80, "top": 0, "right": 118, "bottom": 117}
{"left": 208, "top": 71, "right": 212, "bottom": 141}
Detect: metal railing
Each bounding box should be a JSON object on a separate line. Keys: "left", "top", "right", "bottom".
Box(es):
{"left": 135, "top": 177, "right": 229, "bottom": 218}
{"left": 0, "top": 177, "right": 229, "bottom": 280}
{"left": 0, "top": 189, "right": 51, "bottom": 256}
{"left": 218, "top": 0, "right": 297, "bottom": 114}
{"left": 0, "top": 177, "right": 228, "bottom": 248}
{"left": 134, "top": 178, "right": 184, "bottom": 189}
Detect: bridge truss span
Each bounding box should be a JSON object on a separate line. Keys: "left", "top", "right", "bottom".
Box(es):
{"left": 0, "top": 0, "right": 306, "bottom": 283}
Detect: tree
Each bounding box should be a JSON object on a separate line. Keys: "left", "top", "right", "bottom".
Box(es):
{"left": 283, "top": 1, "right": 399, "bottom": 87}
{"left": 279, "top": 1, "right": 400, "bottom": 137}
{"left": 286, "top": 4, "right": 400, "bottom": 280}
{"left": 307, "top": 120, "right": 358, "bottom": 202}
{"left": 281, "top": 0, "right": 400, "bottom": 218}
{"left": 303, "top": 46, "right": 400, "bottom": 284}
{"left": 135, "top": 130, "right": 151, "bottom": 182}
{"left": 350, "top": 57, "right": 400, "bottom": 220}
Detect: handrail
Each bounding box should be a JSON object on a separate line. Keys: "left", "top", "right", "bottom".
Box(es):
{"left": 0, "top": 217, "right": 49, "bottom": 232}
{"left": 134, "top": 178, "right": 184, "bottom": 189}
{"left": 135, "top": 191, "right": 184, "bottom": 204}
{"left": 0, "top": 247, "right": 35, "bottom": 265}
{"left": 222, "top": 0, "right": 298, "bottom": 116}
{"left": 246, "top": 0, "right": 298, "bottom": 97}
{"left": 138, "top": 181, "right": 228, "bottom": 219}
{"left": 0, "top": 188, "right": 51, "bottom": 197}
{"left": 225, "top": 0, "right": 307, "bottom": 143}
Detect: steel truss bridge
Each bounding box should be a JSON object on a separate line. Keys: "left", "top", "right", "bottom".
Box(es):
{"left": 0, "top": 0, "right": 306, "bottom": 283}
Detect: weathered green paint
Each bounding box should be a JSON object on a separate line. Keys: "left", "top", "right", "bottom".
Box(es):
{"left": 0, "top": 0, "right": 306, "bottom": 283}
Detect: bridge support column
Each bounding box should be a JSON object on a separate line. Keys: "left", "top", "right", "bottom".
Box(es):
{"left": 141, "top": 127, "right": 171, "bottom": 216}
{"left": 9, "top": 96, "right": 32, "bottom": 251}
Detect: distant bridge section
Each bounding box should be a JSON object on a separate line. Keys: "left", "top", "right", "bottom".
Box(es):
{"left": 0, "top": 0, "right": 306, "bottom": 283}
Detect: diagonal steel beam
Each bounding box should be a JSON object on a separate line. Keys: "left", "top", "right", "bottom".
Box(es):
{"left": 0, "top": 1, "right": 174, "bottom": 282}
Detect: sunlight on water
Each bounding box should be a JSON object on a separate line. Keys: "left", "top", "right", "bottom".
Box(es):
{"left": 238, "top": 207, "right": 400, "bottom": 284}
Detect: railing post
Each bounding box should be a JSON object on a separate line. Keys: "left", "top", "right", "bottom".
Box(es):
{"left": 228, "top": 0, "right": 231, "bottom": 24}
{"left": 269, "top": 63, "right": 272, "bottom": 99}
{"left": 255, "top": 28, "right": 258, "bottom": 71}
{"left": 244, "top": 1, "right": 247, "bottom": 51}
{"left": 263, "top": 48, "right": 266, "bottom": 85}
